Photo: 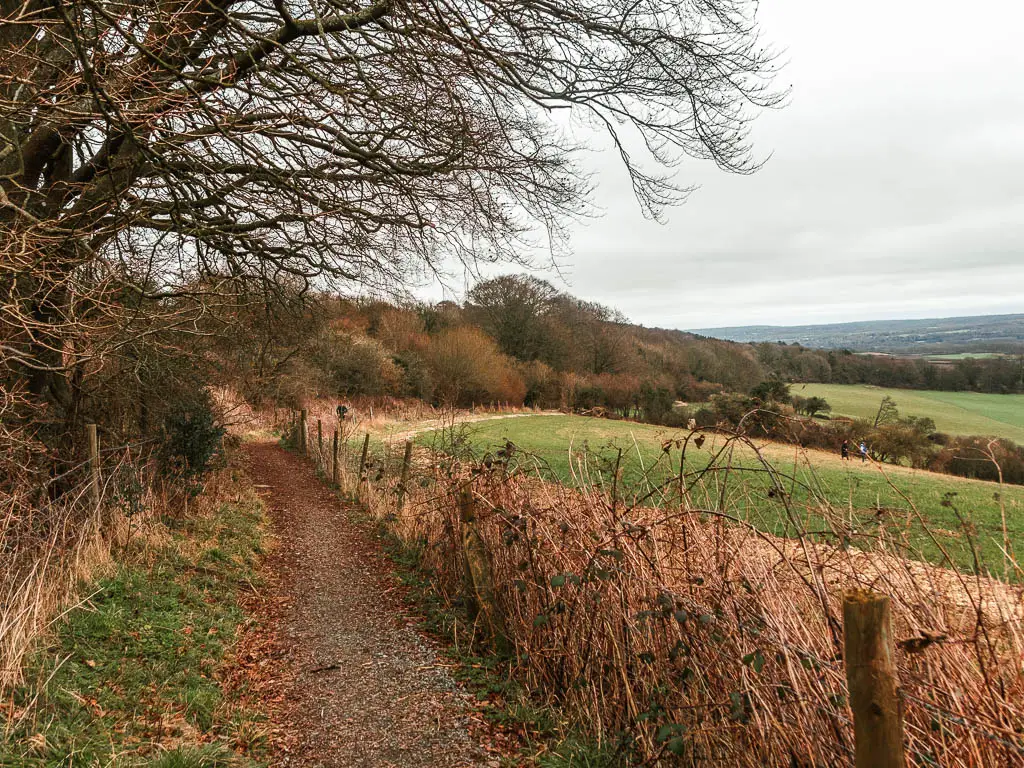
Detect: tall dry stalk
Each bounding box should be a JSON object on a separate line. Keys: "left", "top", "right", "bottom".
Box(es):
{"left": 0, "top": 409, "right": 174, "bottom": 697}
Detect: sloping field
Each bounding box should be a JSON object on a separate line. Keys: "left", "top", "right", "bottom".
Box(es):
{"left": 419, "top": 414, "right": 1024, "bottom": 575}
{"left": 924, "top": 352, "right": 1008, "bottom": 360}
{"left": 792, "top": 382, "right": 1024, "bottom": 444}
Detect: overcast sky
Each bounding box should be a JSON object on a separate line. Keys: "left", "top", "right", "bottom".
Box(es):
{"left": 421, "top": 0, "right": 1024, "bottom": 330}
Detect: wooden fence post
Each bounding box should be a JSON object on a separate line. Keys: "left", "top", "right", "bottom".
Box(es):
{"left": 458, "top": 485, "right": 509, "bottom": 653}
{"left": 332, "top": 429, "right": 340, "bottom": 486}
{"left": 300, "top": 409, "right": 308, "bottom": 455}
{"left": 844, "top": 589, "right": 906, "bottom": 768}
{"left": 397, "top": 439, "right": 414, "bottom": 511}
{"left": 358, "top": 433, "right": 370, "bottom": 482}
{"left": 85, "top": 423, "right": 100, "bottom": 511}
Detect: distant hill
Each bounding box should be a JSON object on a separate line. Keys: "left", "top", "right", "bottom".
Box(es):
{"left": 690, "top": 314, "right": 1024, "bottom": 353}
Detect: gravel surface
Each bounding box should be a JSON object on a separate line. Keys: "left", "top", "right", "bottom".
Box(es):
{"left": 243, "top": 442, "right": 496, "bottom": 768}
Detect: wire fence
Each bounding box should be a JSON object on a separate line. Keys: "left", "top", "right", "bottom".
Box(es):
{"left": 283, "top": 406, "right": 1024, "bottom": 767}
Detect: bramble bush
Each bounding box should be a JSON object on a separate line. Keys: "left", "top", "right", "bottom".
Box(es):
{"left": 929, "top": 436, "right": 1024, "bottom": 485}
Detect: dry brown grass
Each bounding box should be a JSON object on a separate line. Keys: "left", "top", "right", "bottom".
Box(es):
{"left": 0, "top": 419, "right": 215, "bottom": 696}
{"left": 0, "top": 454, "right": 144, "bottom": 692}
{"left": 0, "top": 495, "right": 107, "bottom": 692}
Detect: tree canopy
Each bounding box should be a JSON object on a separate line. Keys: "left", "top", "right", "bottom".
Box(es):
{"left": 1, "top": 0, "right": 781, "bottom": 436}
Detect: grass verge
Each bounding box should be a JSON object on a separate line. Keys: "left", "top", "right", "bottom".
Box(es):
{"left": 0, "top": 469, "right": 269, "bottom": 768}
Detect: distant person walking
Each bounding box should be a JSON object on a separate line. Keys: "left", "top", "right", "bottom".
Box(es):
{"left": 841, "top": 440, "right": 850, "bottom": 461}
{"left": 859, "top": 441, "right": 868, "bottom": 462}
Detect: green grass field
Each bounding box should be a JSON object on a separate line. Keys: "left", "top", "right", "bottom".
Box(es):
{"left": 791, "top": 383, "right": 1024, "bottom": 444}
{"left": 923, "top": 353, "right": 1008, "bottom": 360}
{"left": 420, "top": 414, "right": 1024, "bottom": 576}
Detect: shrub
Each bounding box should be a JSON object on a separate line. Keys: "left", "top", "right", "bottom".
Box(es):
{"left": 869, "top": 421, "right": 935, "bottom": 468}
{"left": 692, "top": 407, "right": 718, "bottom": 428}
{"left": 778, "top": 417, "right": 844, "bottom": 452}
{"left": 265, "top": 357, "right": 324, "bottom": 409}
{"left": 929, "top": 437, "right": 1024, "bottom": 485}
{"left": 570, "top": 383, "right": 605, "bottom": 413}
{"left": 750, "top": 378, "right": 791, "bottom": 404}
{"left": 594, "top": 373, "right": 642, "bottom": 416}
{"left": 393, "top": 350, "right": 435, "bottom": 401}
{"left": 706, "top": 392, "right": 790, "bottom": 434}
{"left": 373, "top": 307, "right": 430, "bottom": 354}
{"left": 157, "top": 391, "right": 226, "bottom": 490}
{"left": 675, "top": 376, "right": 723, "bottom": 403}
{"left": 793, "top": 395, "right": 831, "bottom": 418}
{"left": 311, "top": 332, "right": 405, "bottom": 397}
{"left": 638, "top": 381, "right": 675, "bottom": 424}
{"left": 425, "top": 326, "right": 526, "bottom": 406}
{"left": 519, "top": 360, "right": 562, "bottom": 409}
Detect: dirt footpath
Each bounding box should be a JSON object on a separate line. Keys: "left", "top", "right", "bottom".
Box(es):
{"left": 242, "top": 442, "right": 495, "bottom": 768}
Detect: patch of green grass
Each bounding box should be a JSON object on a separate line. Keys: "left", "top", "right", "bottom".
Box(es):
{"left": 792, "top": 383, "right": 1024, "bottom": 444}
{"left": 534, "top": 739, "right": 621, "bottom": 768}
{"left": 420, "top": 415, "right": 1024, "bottom": 576}
{"left": 923, "top": 353, "right": 1007, "bottom": 360}
{"left": 0, "top": 494, "right": 269, "bottom": 767}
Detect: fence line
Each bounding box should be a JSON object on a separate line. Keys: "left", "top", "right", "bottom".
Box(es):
{"left": 0, "top": 425, "right": 168, "bottom": 692}
{"left": 284, "top": 409, "right": 1024, "bottom": 766}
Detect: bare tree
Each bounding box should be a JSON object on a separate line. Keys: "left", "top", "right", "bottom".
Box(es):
{"left": 0, "top": 0, "right": 782, "bottom": 438}
{"left": 466, "top": 274, "right": 558, "bottom": 361}
{"left": 549, "top": 295, "right": 634, "bottom": 375}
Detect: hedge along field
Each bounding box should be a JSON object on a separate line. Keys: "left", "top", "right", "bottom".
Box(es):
{"left": 792, "top": 382, "right": 1024, "bottom": 444}
{"left": 419, "top": 414, "right": 1024, "bottom": 577}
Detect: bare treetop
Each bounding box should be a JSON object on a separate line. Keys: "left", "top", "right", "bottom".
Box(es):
{"left": 1, "top": 0, "right": 780, "bottom": 418}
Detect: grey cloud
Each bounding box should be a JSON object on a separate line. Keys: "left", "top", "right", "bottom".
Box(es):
{"left": 420, "top": 0, "right": 1024, "bottom": 329}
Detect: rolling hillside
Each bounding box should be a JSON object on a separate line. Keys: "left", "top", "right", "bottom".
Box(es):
{"left": 691, "top": 313, "right": 1024, "bottom": 353}
{"left": 792, "top": 383, "right": 1024, "bottom": 444}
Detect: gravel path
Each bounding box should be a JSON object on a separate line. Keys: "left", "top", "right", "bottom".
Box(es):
{"left": 243, "top": 441, "right": 495, "bottom": 768}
